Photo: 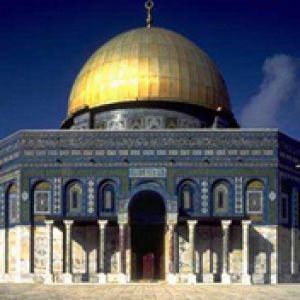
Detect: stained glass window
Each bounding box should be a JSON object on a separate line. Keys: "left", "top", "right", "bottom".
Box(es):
{"left": 214, "top": 183, "right": 228, "bottom": 213}
{"left": 246, "top": 180, "right": 264, "bottom": 214}
{"left": 101, "top": 183, "right": 115, "bottom": 212}
{"left": 67, "top": 182, "right": 82, "bottom": 214}
{"left": 180, "top": 184, "right": 193, "bottom": 211}
{"left": 7, "top": 184, "right": 18, "bottom": 224}
{"left": 34, "top": 181, "right": 51, "bottom": 214}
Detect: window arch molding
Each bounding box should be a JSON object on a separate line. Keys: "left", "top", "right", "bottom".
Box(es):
{"left": 64, "top": 180, "right": 83, "bottom": 216}
{"left": 177, "top": 180, "right": 196, "bottom": 212}
{"left": 32, "top": 180, "right": 52, "bottom": 215}
{"left": 5, "top": 182, "right": 18, "bottom": 224}
{"left": 212, "top": 180, "right": 230, "bottom": 214}
{"left": 245, "top": 179, "right": 264, "bottom": 215}
{"left": 98, "top": 180, "right": 117, "bottom": 213}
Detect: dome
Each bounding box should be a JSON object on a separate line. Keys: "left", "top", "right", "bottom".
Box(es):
{"left": 68, "top": 27, "right": 231, "bottom": 116}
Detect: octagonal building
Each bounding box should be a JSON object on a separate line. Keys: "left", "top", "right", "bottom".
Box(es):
{"left": 0, "top": 1, "right": 299, "bottom": 285}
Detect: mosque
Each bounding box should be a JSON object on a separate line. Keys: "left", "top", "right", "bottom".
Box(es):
{"left": 0, "top": 1, "right": 300, "bottom": 285}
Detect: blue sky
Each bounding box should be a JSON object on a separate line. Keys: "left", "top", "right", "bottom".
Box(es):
{"left": 0, "top": 0, "right": 299, "bottom": 139}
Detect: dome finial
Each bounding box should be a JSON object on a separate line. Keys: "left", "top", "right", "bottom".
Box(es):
{"left": 145, "top": 0, "right": 154, "bottom": 28}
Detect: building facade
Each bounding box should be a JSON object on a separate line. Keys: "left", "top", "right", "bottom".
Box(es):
{"left": 0, "top": 1, "right": 300, "bottom": 285}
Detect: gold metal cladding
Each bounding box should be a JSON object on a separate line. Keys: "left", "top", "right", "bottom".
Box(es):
{"left": 68, "top": 27, "right": 231, "bottom": 116}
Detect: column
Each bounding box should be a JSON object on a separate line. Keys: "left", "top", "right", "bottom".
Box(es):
{"left": 63, "top": 220, "right": 73, "bottom": 283}
{"left": 187, "top": 220, "right": 197, "bottom": 284}
{"left": 44, "top": 220, "right": 54, "bottom": 283}
{"left": 221, "top": 220, "right": 231, "bottom": 284}
{"left": 118, "top": 222, "right": 127, "bottom": 283}
{"left": 97, "top": 220, "right": 107, "bottom": 283}
{"left": 166, "top": 222, "right": 177, "bottom": 284}
{"left": 242, "top": 220, "right": 252, "bottom": 284}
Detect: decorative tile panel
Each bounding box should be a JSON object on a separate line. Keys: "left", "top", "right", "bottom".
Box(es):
{"left": 87, "top": 179, "right": 96, "bottom": 215}
{"left": 235, "top": 177, "right": 243, "bottom": 214}
{"left": 201, "top": 179, "right": 209, "bottom": 215}
{"left": 53, "top": 177, "right": 62, "bottom": 215}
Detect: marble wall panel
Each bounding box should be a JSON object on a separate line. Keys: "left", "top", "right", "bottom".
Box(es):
{"left": 229, "top": 225, "right": 242, "bottom": 275}
{"left": 0, "top": 228, "right": 5, "bottom": 274}
{"left": 53, "top": 225, "right": 63, "bottom": 273}
{"left": 72, "top": 225, "right": 97, "bottom": 274}
{"left": 250, "top": 225, "right": 277, "bottom": 282}
{"left": 106, "top": 227, "right": 119, "bottom": 274}
{"left": 33, "top": 226, "right": 47, "bottom": 274}
{"left": 20, "top": 225, "right": 30, "bottom": 274}
{"left": 177, "top": 225, "right": 190, "bottom": 273}
{"left": 8, "top": 227, "right": 19, "bottom": 273}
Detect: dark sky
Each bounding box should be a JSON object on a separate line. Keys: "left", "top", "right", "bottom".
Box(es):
{"left": 0, "top": 0, "right": 300, "bottom": 139}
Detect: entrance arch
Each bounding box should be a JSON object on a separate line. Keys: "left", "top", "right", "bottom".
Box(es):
{"left": 129, "top": 191, "right": 166, "bottom": 281}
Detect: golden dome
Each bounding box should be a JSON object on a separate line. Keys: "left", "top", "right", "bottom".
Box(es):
{"left": 68, "top": 27, "right": 231, "bottom": 116}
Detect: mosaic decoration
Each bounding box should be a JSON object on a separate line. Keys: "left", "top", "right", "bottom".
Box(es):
{"left": 235, "top": 177, "right": 243, "bottom": 213}
{"left": 201, "top": 179, "right": 209, "bottom": 215}
{"left": 93, "top": 109, "right": 202, "bottom": 130}
{"left": 87, "top": 179, "right": 95, "bottom": 215}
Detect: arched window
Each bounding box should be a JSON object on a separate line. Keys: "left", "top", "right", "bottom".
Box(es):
{"left": 66, "top": 181, "right": 83, "bottom": 214}
{"left": 180, "top": 183, "right": 194, "bottom": 211}
{"left": 101, "top": 183, "right": 115, "bottom": 212}
{"left": 34, "top": 181, "right": 51, "bottom": 214}
{"left": 6, "top": 184, "right": 18, "bottom": 224}
{"left": 213, "top": 183, "right": 229, "bottom": 213}
{"left": 246, "top": 180, "right": 264, "bottom": 214}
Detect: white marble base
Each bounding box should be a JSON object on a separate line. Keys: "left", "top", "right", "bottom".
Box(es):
{"left": 117, "top": 273, "right": 127, "bottom": 284}
{"left": 44, "top": 274, "right": 54, "bottom": 284}
{"left": 221, "top": 272, "right": 231, "bottom": 284}
{"left": 270, "top": 274, "right": 278, "bottom": 284}
{"left": 0, "top": 274, "right": 7, "bottom": 282}
{"left": 62, "top": 273, "right": 73, "bottom": 284}
{"left": 96, "top": 273, "right": 107, "bottom": 284}
{"left": 203, "top": 273, "right": 215, "bottom": 283}
{"left": 242, "top": 274, "right": 252, "bottom": 285}
{"left": 167, "top": 273, "right": 177, "bottom": 285}
{"left": 177, "top": 273, "right": 196, "bottom": 284}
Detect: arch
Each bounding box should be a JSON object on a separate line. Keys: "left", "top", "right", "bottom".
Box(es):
{"left": 126, "top": 181, "right": 169, "bottom": 212}
{"left": 98, "top": 180, "right": 116, "bottom": 213}
{"left": 245, "top": 179, "right": 264, "bottom": 215}
{"left": 129, "top": 190, "right": 166, "bottom": 225}
{"left": 65, "top": 180, "right": 83, "bottom": 216}
{"left": 212, "top": 180, "right": 230, "bottom": 214}
{"left": 33, "top": 181, "right": 52, "bottom": 214}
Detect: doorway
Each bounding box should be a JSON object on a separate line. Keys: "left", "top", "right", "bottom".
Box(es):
{"left": 129, "top": 191, "right": 166, "bottom": 281}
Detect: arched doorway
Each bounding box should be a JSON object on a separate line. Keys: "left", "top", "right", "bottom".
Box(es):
{"left": 129, "top": 191, "right": 166, "bottom": 281}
